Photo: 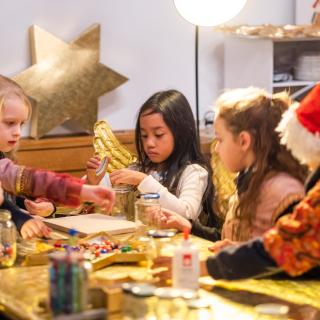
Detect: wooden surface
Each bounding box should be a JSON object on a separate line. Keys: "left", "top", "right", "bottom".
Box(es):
{"left": 16, "top": 131, "right": 212, "bottom": 177}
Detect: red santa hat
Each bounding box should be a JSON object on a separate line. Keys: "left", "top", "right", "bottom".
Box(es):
{"left": 276, "top": 83, "right": 320, "bottom": 165}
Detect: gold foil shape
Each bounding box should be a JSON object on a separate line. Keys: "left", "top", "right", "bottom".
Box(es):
{"left": 210, "top": 139, "right": 236, "bottom": 217}
{"left": 93, "top": 120, "right": 137, "bottom": 173}
{"left": 13, "top": 24, "right": 128, "bottom": 138}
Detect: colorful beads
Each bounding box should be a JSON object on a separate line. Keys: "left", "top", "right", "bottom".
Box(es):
{"left": 51, "top": 239, "right": 136, "bottom": 261}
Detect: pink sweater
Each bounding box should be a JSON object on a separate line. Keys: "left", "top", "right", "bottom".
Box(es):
{"left": 0, "top": 158, "right": 84, "bottom": 207}
{"left": 222, "top": 172, "right": 304, "bottom": 241}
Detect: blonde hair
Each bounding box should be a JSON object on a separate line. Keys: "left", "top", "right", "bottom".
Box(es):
{"left": 216, "top": 87, "right": 308, "bottom": 240}
{"left": 0, "top": 75, "right": 31, "bottom": 119}
{"left": 0, "top": 75, "right": 31, "bottom": 159}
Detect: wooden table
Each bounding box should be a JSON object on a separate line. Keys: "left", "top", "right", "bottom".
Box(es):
{"left": 1, "top": 234, "right": 320, "bottom": 320}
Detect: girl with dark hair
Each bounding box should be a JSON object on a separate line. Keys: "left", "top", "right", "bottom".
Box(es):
{"left": 108, "top": 89, "right": 219, "bottom": 227}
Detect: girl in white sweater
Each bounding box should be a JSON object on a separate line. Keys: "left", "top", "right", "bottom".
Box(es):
{"left": 89, "top": 90, "right": 219, "bottom": 226}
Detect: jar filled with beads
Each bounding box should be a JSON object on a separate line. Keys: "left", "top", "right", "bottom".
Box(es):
{"left": 0, "top": 210, "right": 17, "bottom": 268}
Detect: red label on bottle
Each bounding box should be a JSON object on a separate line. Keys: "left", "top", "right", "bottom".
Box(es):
{"left": 183, "top": 254, "right": 192, "bottom": 267}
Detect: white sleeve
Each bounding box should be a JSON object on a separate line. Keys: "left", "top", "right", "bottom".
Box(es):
{"left": 137, "top": 164, "right": 208, "bottom": 220}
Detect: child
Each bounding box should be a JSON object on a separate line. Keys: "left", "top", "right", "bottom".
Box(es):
{"left": 87, "top": 90, "right": 220, "bottom": 228}
{"left": 0, "top": 74, "right": 114, "bottom": 239}
{"left": 155, "top": 84, "right": 320, "bottom": 280}
{"left": 159, "top": 88, "right": 307, "bottom": 245}
{"left": 0, "top": 74, "right": 56, "bottom": 217}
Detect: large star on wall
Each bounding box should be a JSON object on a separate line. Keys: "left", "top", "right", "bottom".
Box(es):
{"left": 13, "top": 24, "right": 128, "bottom": 138}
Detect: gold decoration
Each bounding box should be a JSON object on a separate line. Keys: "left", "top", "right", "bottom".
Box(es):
{"left": 214, "top": 24, "right": 320, "bottom": 39}
{"left": 210, "top": 139, "right": 236, "bottom": 217}
{"left": 93, "top": 120, "right": 137, "bottom": 172}
{"left": 13, "top": 24, "right": 128, "bottom": 138}
{"left": 201, "top": 277, "right": 320, "bottom": 310}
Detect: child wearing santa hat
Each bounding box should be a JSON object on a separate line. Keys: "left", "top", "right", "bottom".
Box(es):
{"left": 155, "top": 83, "right": 320, "bottom": 280}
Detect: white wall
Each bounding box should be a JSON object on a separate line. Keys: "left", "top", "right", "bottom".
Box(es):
{"left": 295, "top": 0, "right": 314, "bottom": 24}
{"left": 0, "top": 0, "right": 294, "bottom": 136}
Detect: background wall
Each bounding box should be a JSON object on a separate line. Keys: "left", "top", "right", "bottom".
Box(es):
{"left": 0, "top": 0, "right": 294, "bottom": 137}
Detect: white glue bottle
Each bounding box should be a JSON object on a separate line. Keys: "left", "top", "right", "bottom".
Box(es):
{"left": 172, "top": 229, "right": 200, "bottom": 290}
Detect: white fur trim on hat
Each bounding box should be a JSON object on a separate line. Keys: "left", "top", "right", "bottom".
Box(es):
{"left": 276, "top": 105, "right": 320, "bottom": 165}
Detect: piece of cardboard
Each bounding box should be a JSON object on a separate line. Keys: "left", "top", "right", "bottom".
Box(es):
{"left": 44, "top": 214, "right": 136, "bottom": 237}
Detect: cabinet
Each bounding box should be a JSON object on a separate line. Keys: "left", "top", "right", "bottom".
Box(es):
{"left": 224, "top": 36, "right": 320, "bottom": 99}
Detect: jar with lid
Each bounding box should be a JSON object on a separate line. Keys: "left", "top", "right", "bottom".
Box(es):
{"left": 0, "top": 209, "right": 17, "bottom": 267}
{"left": 135, "top": 193, "right": 161, "bottom": 235}
{"left": 112, "top": 184, "right": 135, "bottom": 221}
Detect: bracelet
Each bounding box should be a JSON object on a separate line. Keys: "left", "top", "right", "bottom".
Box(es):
{"left": 16, "top": 166, "right": 26, "bottom": 195}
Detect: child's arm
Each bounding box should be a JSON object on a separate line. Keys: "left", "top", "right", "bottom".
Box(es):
{"left": 153, "top": 238, "right": 279, "bottom": 282}
{"left": 205, "top": 238, "right": 280, "bottom": 280}
{"left": 160, "top": 208, "right": 221, "bottom": 242}
{"left": 0, "top": 158, "right": 115, "bottom": 211}
{"left": 1, "top": 198, "right": 51, "bottom": 239}
{"left": 138, "top": 164, "right": 208, "bottom": 220}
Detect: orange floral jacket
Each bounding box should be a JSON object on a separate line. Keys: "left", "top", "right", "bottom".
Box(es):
{"left": 264, "top": 181, "right": 320, "bottom": 276}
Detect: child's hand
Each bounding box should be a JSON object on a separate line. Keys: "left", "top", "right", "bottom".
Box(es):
{"left": 110, "top": 168, "right": 147, "bottom": 186}
{"left": 20, "top": 218, "right": 52, "bottom": 240}
{"left": 80, "top": 185, "right": 115, "bottom": 213}
{"left": 24, "top": 198, "right": 55, "bottom": 217}
{"left": 159, "top": 208, "right": 192, "bottom": 231}
{"left": 86, "top": 156, "right": 106, "bottom": 185}
{"left": 208, "top": 239, "right": 237, "bottom": 253}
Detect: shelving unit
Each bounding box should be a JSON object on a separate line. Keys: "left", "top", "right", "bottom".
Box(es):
{"left": 224, "top": 35, "right": 320, "bottom": 99}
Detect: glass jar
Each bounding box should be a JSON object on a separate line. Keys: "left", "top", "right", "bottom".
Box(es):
{"left": 0, "top": 210, "right": 17, "bottom": 268}
{"left": 135, "top": 193, "right": 161, "bottom": 236}
{"left": 112, "top": 185, "right": 135, "bottom": 221}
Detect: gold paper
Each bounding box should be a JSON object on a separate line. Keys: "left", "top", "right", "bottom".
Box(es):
{"left": 210, "top": 139, "right": 236, "bottom": 217}
{"left": 93, "top": 120, "right": 137, "bottom": 172}
{"left": 13, "top": 24, "right": 128, "bottom": 138}
{"left": 200, "top": 277, "right": 320, "bottom": 310}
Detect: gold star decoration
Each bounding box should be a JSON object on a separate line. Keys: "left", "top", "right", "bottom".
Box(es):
{"left": 13, "top": 24, "right": 128, "bottom": 138}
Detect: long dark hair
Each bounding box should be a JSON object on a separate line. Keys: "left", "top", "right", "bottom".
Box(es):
{"left": 135, "top": 89, "right": 220, "bottom": 226}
